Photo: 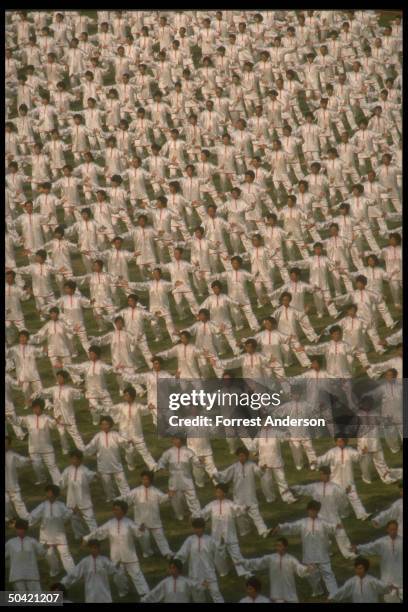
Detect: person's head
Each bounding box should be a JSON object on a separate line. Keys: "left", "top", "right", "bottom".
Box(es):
{"left": 99, "top": 416, "right": 114, "bottom": 432}
{"left": 355, "top": 275, "right": 367, "bottom": 291}
{"left": 386, "top": 520, "right": 398, "bottom": 539}
{"left": 69, "top": 449, "right": 83, "bottom": 467}
{"left": 354, "top": 556, "right": 370, "bottom": 578}
{"left": 276, "top": 536, "right": 289, "bottom": 556}
{"left": 244, "top": 339, "right": 257, "bottom": 355}
{"left": 335, "top": 437, "right": 347, "bottom": 449}
{"left": 262, "top": 316, "right": 277, "bottom": 331}
{"left": 92, "top": 259, "right": 104, "bottom": 274}
{"left": 151, "top": 355, "right": 163, "bottom": 372}
{"left": 198, "top": 308, "right": 210, "bottom": 323}
{"left": 45, "top": 484, "right": 60, "bottom": 502}
{"left": 172, "top": 435, "right": 185, "bottom": 448}
{"left": 123, "top": 385, "right": 137, "bottom": 404}
{"left": 327, "top": 322, "right": 342, "bottom": 342}
{"left": 18, "top": 329, "right": 30, "bottom": 345}
{"left": 245, "top": 577, "right": 262, "bottom": 599}
{"left": 113, "top": 313, "right": 125, "bottom": 330}
{"left": 179, "top": 331, "right": 191, "bottom": 345}
{"left": 231, "top": 255, "right": 242, "bottom": 271}
{"left": 112, "top": 500, "right": 128, "bottom": 520}
{"left": 319, "top": 466, "right": 331, "bottom": 482}
{"left": 64, "top": 279, "right": 77, "bottom": 296}
{"left": 313, "top": 242, "right": 323, "bottom": 257}
{"left": 191, "top": 517, "right": 205, "bottom": 537}
{"left": 31, "top": 397, "right": 45, "bottom": 416}
{"left": 306, "top": 499, "right": 321, "bottom": 519}
{"left": 49, "top": 306, "right": 60, "bottom": 321}
{"left": 88, "top": 539, "right": 101, "bottom": 558}
{"left": 141, "top": 470, "right": 154, "bottom": 488}
{"left": 6, "top": 269, "right": 16, "bottom": 285}
{"left": 289, "top": 267, "right": 300, "bottom": 282}
{"left": 88, "top": 345, "right": 101, "bottom": 362}
{"left": 168, "top": 558, "right": 183, "bottom": 577}
{"left": 215, "top": 483, "right": 229, "bottom": 500}
{"left": 389, "top": 232, "right": 401, "bottom": 248}
{"left": 345, "top": 303, "right": 358, "bottom": 320}
{"left": 280, "top": 291, "right": 292, "bottom": 308}
{"left": 15, "top": 517, "right": 29, "bottom": 539}
{"left": 236, "top": 446, "right": 249, "bottom": 464}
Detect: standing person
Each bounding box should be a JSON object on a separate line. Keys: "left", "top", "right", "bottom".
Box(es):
{"left": 60, "top": 450, "right": 97, "bottom": 539}
{"left": 5, "top": 519, "right": 45, "bottom": 594}
{"left": 201, "top": 483, "right": 248, "bottom": 577}
{"left": 116, "top": 470, "right": 173, "bottom": 559}
{"left": 65, "top": 346, "right": 115, "bottom": 426}
{"left": 42, "top": 369, "right": 85, "bottom": 453}
{"left": 83, "top": 501, "right": 149, "bottom": 598}
{"left": 5, "top": 436, "right": 30, "bottom": 522}
{"left": 254, "top": 424, "right": 296, "bottom": 504}
{"left": 372, "top": 482, "right": 403, "bottom": 535}
{"left": 84, "top": 416, "right": 131, "bottom": 502}
{"left": 155, "top": 435, "right": 202, "bottom": 521}
{"left": 214, "top": 447, "right": 270, "bottom": 538}
{"left": 329, "top": 556, "right": 396, "bottom": 603}
{"left": 239, "top": 576, "right": 271, "bottom": 603}
{"left": 29, "top": 485, "right": 75, "bottom": 577}
{"left": 61, "top": 540, "right": 128, "bottom": 603}
{"left": 9, "top": 398, "right": 61, "bottom": 486}
{"left": 312, "top": 437, "right": 370, "bottom": 520}
{"left": 174, "top": 517, "right": 224, "bottom": 603}
{"left": 7, "top": 330, "right": 43, "bottom": 402}
{"left": 273, "top": 500, "right": 339, "bottom": 598}
{"left": 292, "top": 466, "right": 355, "bottom": 559}
{"left": 141, "top": 558, "right": 208, "bottom": 603}
{"left": 241, "top": 537, "right": 314, "bottom": 603}
{"left": 109, "top": 386, "right": 157, "bottom": 471}
{"left": 352, "top": 520, "right": 402, "bottom": 603}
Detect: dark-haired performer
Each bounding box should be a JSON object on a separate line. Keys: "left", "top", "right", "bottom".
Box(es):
{"left": 329, "top": 556, "right": 396, "bottom": 603}
{"left": 174, "top": 517, "right": 223, "bottom": 602}
{"left": 5, "top": 519, "right": 45, "bottom": 593}
{"left": 29, "top": 484, "right": 75, "bottom": 576}
{"left": 241, "top": 537, "right": 313, "bottom": 602}
{"left": 273, "top": 500, "right": 338, "bottom": 598}
{"left": 61, "top": 539, "right": 128, "bottom": 602}
{"left": 83, "top": 501, "right": 148, "bottom": 597}
{"left": 141, "top": 558, "right": 208, "bottom": 603}
{"left": 352, "top": 520, "right": 402, "bottom": 603}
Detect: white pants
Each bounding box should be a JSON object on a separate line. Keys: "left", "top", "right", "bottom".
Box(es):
{"left": 100, "top": 471, "right": 130, "bottom": 502}
{"left": 215, "top": 540, "right": 246, "bottom": 577}
{"left": 289, "top": 438, "right": 317, "bottom": 470}
{"left": 192, "top": 454, "right": 218, "bottom": 487}
{"left": 69, "top": 506, "right": 97, "bottom": 538}
{"left": 57, "top": 423, "right": 85, "bottom": 453}
{"left": 6, "top": 488, "right": 30, "bottom": 521}
{"left": 307, "top": 561, "right": 337, "bottom": 597}
{"left": 235, "top": 503, "right": 268, "bottom": 536}
{"left": 170, "top": 488, "right": 201, "bottom": 520}
{"left": 120, "top": 561, "right": 149, "bottom": 596}
{"left": 138, "top": 527, "right": 172, "bottom": 557}
{"left": 192, "top": 579, "right": 224, "bottom": 603}
{"left": 261, "top": 467, "right": 296, "bottom": 503}
{"left": 43, "top": 542, "right": 75, "bottom": 576}
{"left": 30, "top": 452, "right": 61, "bottom": 485}
{"left": 125, "top": 438, "right": 157, "bottom": 471}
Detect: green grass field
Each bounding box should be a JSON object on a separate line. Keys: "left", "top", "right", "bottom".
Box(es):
{"left": 5, "top": 9, "right": 402, "bottom": 603}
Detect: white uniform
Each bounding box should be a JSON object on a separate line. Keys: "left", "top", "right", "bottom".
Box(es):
{"left": 29, "top": 500, "right": 75, "bottom": 576}
{"left": 5, "top": 536, "right": 44, "bottom": 593}
{"left": 61, "top": 554, "right": 128, "bottom": 603}
{"left": 83, "top": 517, "right": 149, "bottom": 596}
